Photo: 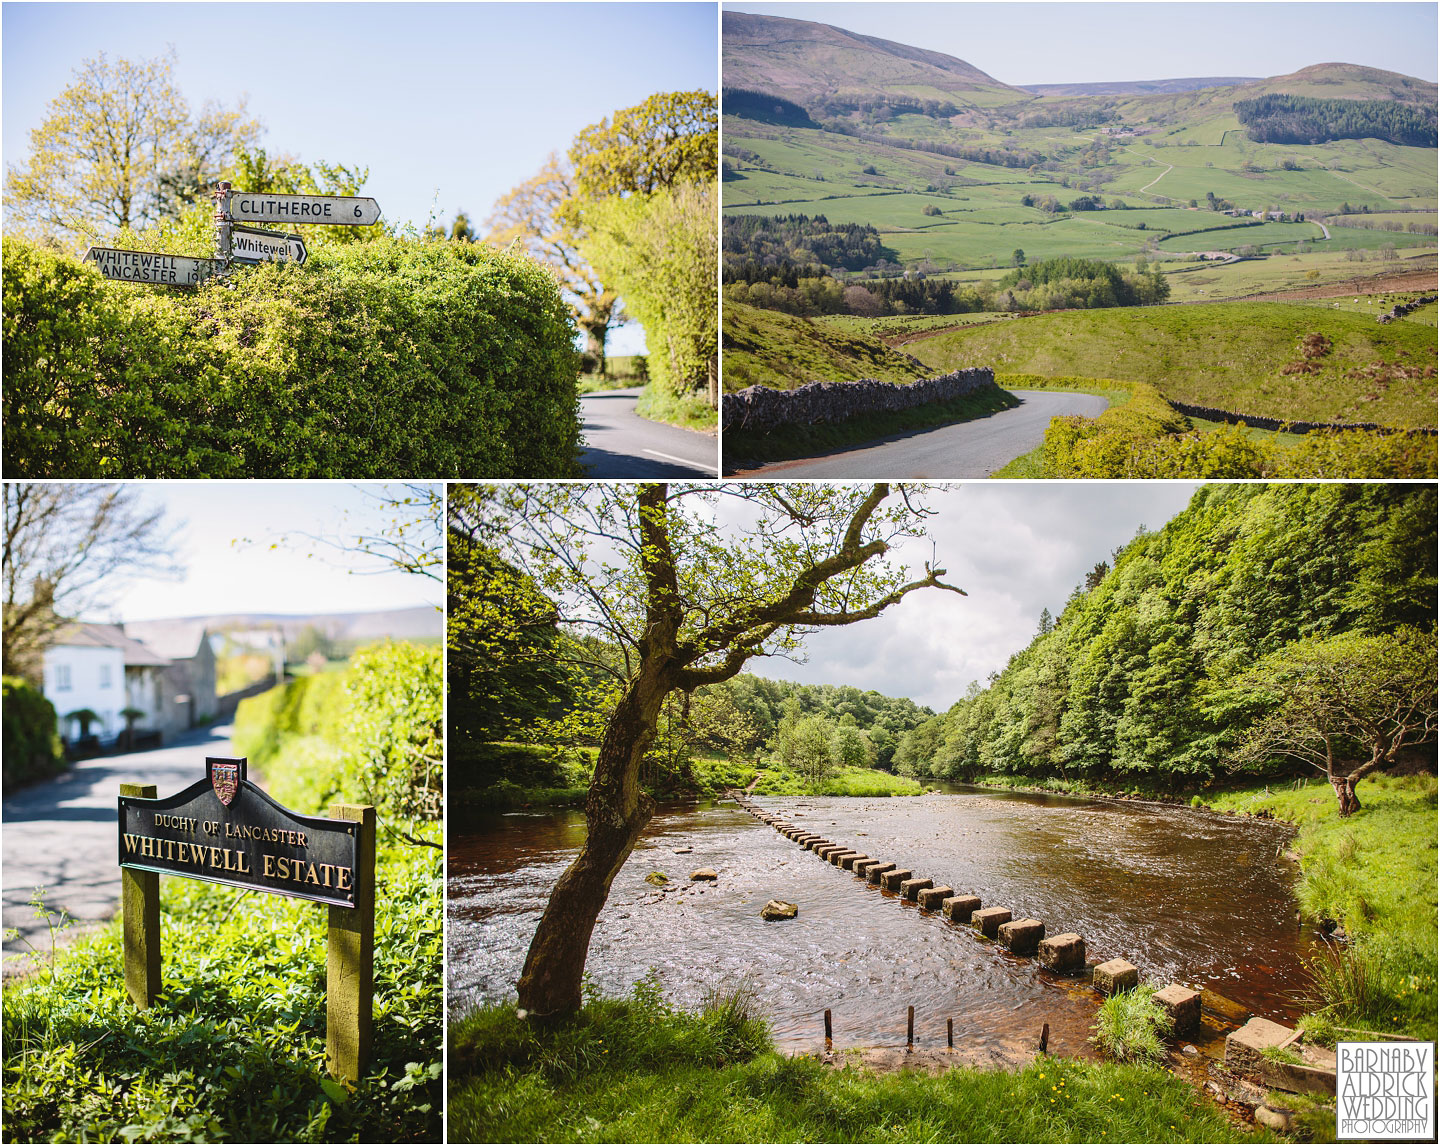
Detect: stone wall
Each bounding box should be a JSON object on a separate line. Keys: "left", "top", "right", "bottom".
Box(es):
{"left": 1168, "top": 401, "right": 1438, "bottom": 436}
{"left": 1377, "top": 294, "right": 1437, "bottom": 324}
{"left": 721, "top": 368, "right": 997, "bottom": 434}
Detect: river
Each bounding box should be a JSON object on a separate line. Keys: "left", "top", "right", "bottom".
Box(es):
{"left": 448, "top": 787, "right": 1314, "bottom": 1061}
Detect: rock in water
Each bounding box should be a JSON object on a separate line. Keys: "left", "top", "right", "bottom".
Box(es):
{"left": 761, "top": 900, "right": 798, "bottom": 921}
{"left": 690, "top": 868, "right": 718, "bottom": 881}
{"left": 644, "top": 871, "right": 669, "bottom": 887}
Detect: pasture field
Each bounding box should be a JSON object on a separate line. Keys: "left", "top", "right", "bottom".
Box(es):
{"left": 722, "top": 301, "right": 927, "bottom": 392}
{"left": 906, "top": 302, "right": 1437, "bottom": 427}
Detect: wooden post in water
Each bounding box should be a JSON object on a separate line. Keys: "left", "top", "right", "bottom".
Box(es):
{"left": 120, "top": 782, "right": 161, "bottom": 1008}
{"left": 907, "top": 1005, "right": 915, "bottom": 1048}
{"left": 327, "top": 803, "right": 376, "bottom": 1082}
{"left": 824, "top": 1008, "right": 832, "bottom": 1043}
{"left": 1039, "top": 1022, "right": 1050, "bottom": 1054}
{"left": 947, "top": 1018, "right": 954, "bottom": 1048}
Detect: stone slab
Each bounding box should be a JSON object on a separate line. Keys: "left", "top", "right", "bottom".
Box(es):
{"left": 1154, "top": 984, "right": 1202, "bottom": 1037}
{"left": 942, "top": 895, "right": 981, "bottom": 922}
{"left": 899, "top": 877, "right": 933, "bottom": 901}
{"left": 1093, "top": 958, "right": 1138, "bottom": 995}
{"left": 881, "top": 869, "right": 913, "bottom": 891}
{"left": 1037, "top": 932, "right": 1086, "bottom": 972}
{"left": 917, "top": 885, "right": 952, "bottom": 910}
{"left": 866, "top": 863, "right": 897, "bottom": 884}
{"left": 1225, "top": 1016, "right": 1295, "bottom": 1076}
{"left": 840, "top": 854, "right": 868, "bottom": 871}
{"left": 998, "top": 918, "right": 1045, "bottom": 955}
{"left": 973, "top": 907, "right": 1012, "bottom": 937}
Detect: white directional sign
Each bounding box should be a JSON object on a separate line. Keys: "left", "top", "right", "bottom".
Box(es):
{"left": 230, "top": 193, "right": 381, "bottom": 226}
{"left": 230, "top": 226, "right": 308, "bottom": 265}
{"left": 84, "top": 247, "right": 220, "bottom": 286}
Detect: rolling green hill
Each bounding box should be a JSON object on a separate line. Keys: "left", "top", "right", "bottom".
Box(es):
{"left": 722, "top": 301, "right": 929, "bottom": 392}
{"left": 906, "top": 302, "right": 1437, "bottom": 427}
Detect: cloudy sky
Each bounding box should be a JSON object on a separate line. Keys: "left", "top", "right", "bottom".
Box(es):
{"left": 724, "top": 2, "right": 1437, "bottom": 85}
{"left": 750, "top": 482, "right": 1200, "bottom": 711}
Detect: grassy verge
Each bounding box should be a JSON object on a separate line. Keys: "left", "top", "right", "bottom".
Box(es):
{"left": 724, "top": 386, "right": 1020, "bottom": 469}
{"left": 1206, "top": 773, "right": 1438, "bottom": 1044}
{"left": 751, "top": 765, "right": 923, "bottom": 797}
{"left": 636, "top": 383, "right": 718, "bottom": 433}
{"left": 448, "top": 982, "right": 1262, "bottom": 1143}
{"left": 989, "top": 373, "right": 1130, "bottom": 477}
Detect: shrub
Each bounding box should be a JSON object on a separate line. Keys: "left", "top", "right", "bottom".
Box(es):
{"left": 1090, "top": 984, "right": 1173, "bottom": 1064}
{"left": 3, "top": 236, "right": 582, "bottom": 478}
{"left": 1, "top": 676, "right": 64, "bottom": 790}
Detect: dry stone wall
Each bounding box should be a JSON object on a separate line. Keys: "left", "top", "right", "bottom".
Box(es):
{"left": 721, "top": 368, "right": 996, "bottom": 434}
{"left": 1167, "top": 401, "right": 1437, "bottom": 435}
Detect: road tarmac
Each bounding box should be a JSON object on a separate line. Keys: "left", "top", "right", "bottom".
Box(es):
{"left": 726, "top": 390, "right": 1109, "bottom": 478}
{"left": 579, "top": 387, "right": 717, "bottom": 477}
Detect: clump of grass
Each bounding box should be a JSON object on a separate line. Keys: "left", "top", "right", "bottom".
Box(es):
{"left": 1090, "top": 985, "right": 1174, "bottom": 1065}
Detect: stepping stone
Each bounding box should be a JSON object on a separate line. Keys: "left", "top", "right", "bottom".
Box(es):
{"left": 999, "top": 918, "right": 1045, "bottom": 955}
{"left": 1225, "top": 1016, "right": 1294, "bottom": 1075}
{"left": 881, "top": 869, "right": 913, "bottom": 891}
{"left": 840, "top": 853, "right": 868, "bottom": 871}
{"left": 942, "top": 895, "right": 981, "bottom": 923}
{"left": 1037, "top": 933, "right": 1086, "bottom": 972}
{"left": 1093, "top": 958, "right": 1139, "bottom": 995}
{"left": 899, "top": 877, "right": 933, "bottom": 901}
{"left": 1155, "top": 984, "right": 1202, "bottom": 1037}
{"left": 973, "top": 907, "right": 1012, "bottom": 937}
{"left": 917, "top": 885, "right": 952, "bottom": 910}
{"left": 866, "top": 862, "right": 897, "bottom": 884}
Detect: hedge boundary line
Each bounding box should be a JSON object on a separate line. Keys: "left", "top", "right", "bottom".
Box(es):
{"left": 1168, "top": 400, "right": 1437, "bottom": 436}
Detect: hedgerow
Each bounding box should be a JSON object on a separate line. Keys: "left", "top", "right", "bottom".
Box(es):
{"left": 3, "top": 236, "right": 581, "bottom": 478}
{"left": 1, "top": 676, "right": 64, "bottom": 791}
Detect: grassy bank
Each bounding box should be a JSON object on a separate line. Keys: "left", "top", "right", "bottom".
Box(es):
{"left": 723, "top": 301, "right": 930, "bottom": 392}
{"left": 1208, "top": 773, "right": 1438, "bottom": 1044}
{"left": 751, "top": 765, "right": 923, "bottom": 797}
{"left": 448, "top": 982, "right": 1261, "bottom": 1143}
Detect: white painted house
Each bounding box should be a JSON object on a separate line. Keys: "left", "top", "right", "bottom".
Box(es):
{"left": 42, "top": 623, "right": 171, "bottom": 744}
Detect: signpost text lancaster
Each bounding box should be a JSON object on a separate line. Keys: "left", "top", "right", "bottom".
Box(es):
{"left": 119, "top": 758, "right": 376, "bottom": 1080}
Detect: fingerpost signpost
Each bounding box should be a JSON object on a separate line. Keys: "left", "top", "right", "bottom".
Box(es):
{"left": 118, "top": 757, "right": 376, "bottom": 1081}
{"left": 83, "top": 180, "right": 380, "bottom": 287}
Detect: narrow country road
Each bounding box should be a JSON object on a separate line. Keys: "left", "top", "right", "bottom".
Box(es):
{"left": 578, "top": 387, "right": 718, "bottom": 477}
{"left": 2, "top": 724, "right": 237, "bottom": 976}
{"left": 726, "top": 390, "right": 1109, "bottom": 479}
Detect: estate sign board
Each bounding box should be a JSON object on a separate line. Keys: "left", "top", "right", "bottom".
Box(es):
{"left": 118, "top": 757, "right": 359, "bottom": 908}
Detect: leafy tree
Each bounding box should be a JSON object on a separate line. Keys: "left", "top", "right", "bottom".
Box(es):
{"left": 4, "top": 50, "right": 262, "bottom": 241}
{"left": 568, "top": 91, "right": 717, "bottom": 200}
{"left": 485, "top": 154, "right": 622, "bottom": 370}
{"left": 1012, "top": 248, "right": 1026, "bottom": 267}
{"left": 1230, "top": 628, "right": 1437, "bottom": 816}
{"left": 577, "top": 182, "right": 717, "bottom": 401}
{"left": 458, "top": 482, "right": 966, "bottom": 1019}
{"left": 3, "top": 483, "right": 180, "bottom": 680}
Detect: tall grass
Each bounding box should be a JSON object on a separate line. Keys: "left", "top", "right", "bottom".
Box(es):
{"left": 1090, "top": 985, "right": 1174, "bottom": 1065}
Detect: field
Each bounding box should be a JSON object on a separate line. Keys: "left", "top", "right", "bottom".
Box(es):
{"left": 905, "top": 302, "right": 1437, "bottom": 427}
{"left": 723, "top": 301, "right": 928, "bottom": 392}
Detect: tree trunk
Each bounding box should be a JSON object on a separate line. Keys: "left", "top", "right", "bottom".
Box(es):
{"left": 1329, "top": 773, "right": 1361, "bottom": 817}
{"left": 515, "top": 672, "right": 667, "bottom": 1019}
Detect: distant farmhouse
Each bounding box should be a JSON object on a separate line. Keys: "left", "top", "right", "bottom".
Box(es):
{"left": 41, "top": 621, "right": 217, "bottom": 747}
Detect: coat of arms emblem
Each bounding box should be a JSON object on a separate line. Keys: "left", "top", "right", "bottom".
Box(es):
{"left": 211, "top": 760, "right": 240, "bottom": 806}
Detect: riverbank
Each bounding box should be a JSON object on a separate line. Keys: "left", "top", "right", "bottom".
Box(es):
{"left": 448, "top": 984, "right": 1262, "bottom": 1143}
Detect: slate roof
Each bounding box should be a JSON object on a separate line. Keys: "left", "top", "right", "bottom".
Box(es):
{"left": 49, "top": 622, "right": 171, "bottom": 667}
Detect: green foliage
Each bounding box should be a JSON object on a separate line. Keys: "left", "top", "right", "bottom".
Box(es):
{"left": 570, "top": 91, "right": 718, "bottom": 199}
{"left": 751, "top": 764, "right": 922, "bottom": 797}
{"left": 1236, "top": 93, "right": 1437, "bottom": 148}
{"left": 450, "top": 990, "right": 1253, "bottom": 1143}
{"left": 235, "top": 642, "right": 441, "bottom": 824}
{"left": 1090, "top": 985, "right": 1174, "bottom": 1065}
{"left": 2, "top": 839, "right": 441, "bottom": 1143}
{"left": 3, "top": 235, "right": 581, "bottom": 477}
{"left": 1, "top": 676, "right": 64, "bottom": 790}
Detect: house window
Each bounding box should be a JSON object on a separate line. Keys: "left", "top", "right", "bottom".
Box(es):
{"left": 99, "top": 664, "right": 113, "bottom": 689}
{"left": 54, "top": 664, "right": 71, "bottom": 691}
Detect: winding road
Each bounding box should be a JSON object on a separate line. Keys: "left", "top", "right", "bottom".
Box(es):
{"left": 578, "top": 387, "right": 718, "bottom": 477}
{"left": 2, "top": 725, "right": 236, "bottom": 976}
{"left": 726, "top": 390, "right": 1110, "bottom": 478}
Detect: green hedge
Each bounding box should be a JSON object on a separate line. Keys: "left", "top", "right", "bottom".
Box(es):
{"left": 3, "top": 236, "right": 582, "bottom": 477}
{"left": 1, "top": 676, "right": 64, "bottom": 791}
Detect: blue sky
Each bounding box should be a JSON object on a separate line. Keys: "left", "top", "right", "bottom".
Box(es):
{"left": 723, "top": 2, "right": 1438, "bottom": 86}
{"left": 95, "top": 483, "right": 444, "bottom": 623}
{"left": 2, "top": 2, "right": 717, "bottom": 354}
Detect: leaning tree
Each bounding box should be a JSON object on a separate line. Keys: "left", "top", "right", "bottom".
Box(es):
{"left": 449, "top": 482, "right": 966, "bottom": 1019}
{"left": 1230, "top": 627, "right": 1437, "bottom": 816}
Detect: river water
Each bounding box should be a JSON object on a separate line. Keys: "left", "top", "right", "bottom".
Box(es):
{"left": 449, "top": 787, "right": 1313, "bottom": 1060}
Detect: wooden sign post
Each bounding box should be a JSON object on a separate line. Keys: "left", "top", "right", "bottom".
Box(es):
{"left": 118, "top": 758, "right": 375, "bottom": 1081}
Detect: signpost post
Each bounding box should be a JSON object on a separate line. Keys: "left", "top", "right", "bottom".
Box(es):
{"left": 118, "top": 758, "right": 375, "bottom": 1080}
